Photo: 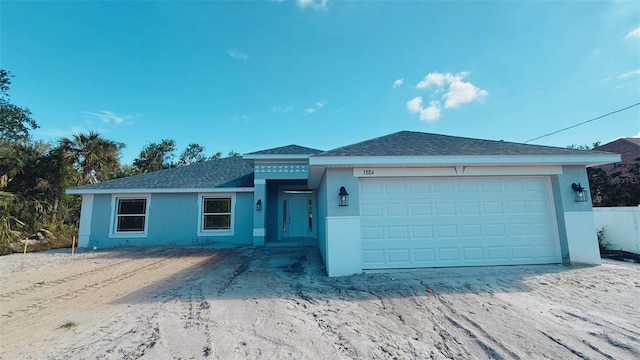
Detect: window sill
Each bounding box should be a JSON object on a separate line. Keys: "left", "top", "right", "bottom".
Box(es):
{"left": 109, "top": 232, "right": 148, "bottom": 238}
{"left": 197, "top": 230, "right": 234, "bottom": 237}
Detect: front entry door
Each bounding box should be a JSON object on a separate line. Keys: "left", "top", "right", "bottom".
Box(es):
{"left": 279, "top": 192, "right": 315, "bottom": 240}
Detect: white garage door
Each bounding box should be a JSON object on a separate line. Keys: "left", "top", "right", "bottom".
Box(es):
{"left": 360, "top": 177, "right": 561, "bottom": 269}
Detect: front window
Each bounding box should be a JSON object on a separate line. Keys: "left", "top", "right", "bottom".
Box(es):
{"left": 117, "top": 198, "right": 147, "bottom": 231}
{"left": 203, "top": 197, "right": 231, "bottom": 230}
{"left": 198, "top": 193, "right": 235, "bottom": 235}
{"left": 110, "top": 195, "right": 150, "bottom": 237}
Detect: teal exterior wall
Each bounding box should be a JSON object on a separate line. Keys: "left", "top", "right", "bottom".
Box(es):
{"left": 86, "top": 192, "right": 253, "bottom": 249}
{"left": 325, "top": 168, "right": 360, "bottom": 217}
{"left": 551, "top": 165, "right": 593, "bottom": 262}
{"left": 316, "top": 172, "right": 328, "bottom": 262}
{"left": 315, "top": 167, "right": 362, "bottom": 261}
{"left": 90, "top": 194, "right": 112, "bottom": 246}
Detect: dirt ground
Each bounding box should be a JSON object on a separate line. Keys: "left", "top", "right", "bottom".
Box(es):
{"left": 0, "top": 246, "right": 638, "bottom": 360}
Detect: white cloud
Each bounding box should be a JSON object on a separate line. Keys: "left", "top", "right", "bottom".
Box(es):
{"left": 623, "top": 26, "right": 640, "bottom": 40}
{"left": 406, "top": 97, "right": 423, "bottom": 113}
{"left": 420, "top": 101, "right": 441, "bottom": 122}
{"left": 297, "top": 0, "right": 328, "bottom": 11}
{"left": 406, "top": 97, "right": 441, "bottom": 121}
{"left": 634, "top": 131, "right": 640, "bottom": 138}
{"left": 617, "top": 69, "right": 640, "bottom": 79}
{"left": 444, "top": 78, "right": 488, "bottom": 108}
{"left": 227, "top": 49, "right": 248, "bottom": 60}
{"left": 406, "top": 71, "right": 487, "bottom": 121}
{"left": 304, "top": 100, "right": 326, "bottom": 115}
{"left": 392, "top": 78, "right": 404, "bottom": 88}
{"left": 85, "top": 110, "right": 133, "bottom": 125}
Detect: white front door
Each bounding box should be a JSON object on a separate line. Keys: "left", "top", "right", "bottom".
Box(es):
{"left": 279, "top": 193, "right": 314, "bottom": 239}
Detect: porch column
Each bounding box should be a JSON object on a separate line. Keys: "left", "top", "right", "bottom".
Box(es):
{"left": 253, "top": 179, "right": 267, "bottom": 246}
{"left": 78, "top": 194, "right": 94, "bottom": 248}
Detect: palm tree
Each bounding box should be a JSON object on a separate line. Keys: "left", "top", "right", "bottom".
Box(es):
{"left": 59, "top": 131, "right": 124, "bottom": 184}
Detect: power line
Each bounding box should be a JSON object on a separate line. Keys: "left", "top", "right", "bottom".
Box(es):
{"left": 524, "top": 102, "right": 640, "bottom": 143}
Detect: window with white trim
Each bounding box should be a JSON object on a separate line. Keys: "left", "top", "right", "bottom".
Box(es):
{"left": 199, "top": 194, "right": 235, "bottom": 235}
{"left": 110, "top": 195, "right": 150, "bottom": 237}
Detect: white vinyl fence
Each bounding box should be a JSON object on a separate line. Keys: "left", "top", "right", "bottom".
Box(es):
{"left": 593, "top": 206, "right": 640, "bottom": 255}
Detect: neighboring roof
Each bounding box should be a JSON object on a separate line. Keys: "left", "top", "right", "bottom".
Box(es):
{"left": 625, "top": 138, "right": 640, "bottom": 147}
{"left": 597, "top": 137, "right": 640, "bottom": 148}
{"left": 67, "top": 156, "right": 254, "bottom": 194}
{"left": 315, "top": 131, "right": 614, "bottom": 157}
{"left": 592, "top": 137, "right": 640, "bottom": 175}
{"left": 245, "top": 144, "right": 324, "bottom": 155}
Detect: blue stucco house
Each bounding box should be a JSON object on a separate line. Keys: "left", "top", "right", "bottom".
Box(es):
{"left": 67, "top": 131, "right": 619, "bottom": 276}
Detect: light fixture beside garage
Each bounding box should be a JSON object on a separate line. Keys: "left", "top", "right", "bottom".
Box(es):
{"left": 338, "top": 186, "right": 349, "bottom": 206}
{"left": 571, "top": 183, "right": 588, "bottom": 202}
{"left": 256, "top": 199, "right": 262, "bottom": 211}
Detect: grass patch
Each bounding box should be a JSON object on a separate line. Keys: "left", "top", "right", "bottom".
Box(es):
{"left": 58, "top": 321, "right": 78, "bottom": 330}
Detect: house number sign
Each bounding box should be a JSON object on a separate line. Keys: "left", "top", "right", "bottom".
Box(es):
{"left": 353, "top": 168, "right": 377, "bottom": 177}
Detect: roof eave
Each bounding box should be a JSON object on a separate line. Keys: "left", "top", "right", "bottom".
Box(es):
{"left": 308, "top": 154, "right": 621, "bottom": 167}
{"left": 242, "top": 154, "right": 314, "bottom": 161}
{"left": 66, "top": 187, "right": 255, "bottom": 195}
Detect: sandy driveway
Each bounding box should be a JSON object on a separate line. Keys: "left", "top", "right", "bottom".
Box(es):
{"left": 0, "top": 246, "right": 638, "bottom": 359}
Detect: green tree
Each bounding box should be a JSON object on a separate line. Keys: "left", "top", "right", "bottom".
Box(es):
{"left": 59, "top": 131, "right": 124, "bottom": 184}
{"left": 178, "top": 143, "right": 207, "bottom": 166}
{"left": 0, "top": 69, "right": 38, "bottom": 143}
{"left": 133, "top": 139, "right": 176, "bottom": 172}
{"left": 227, "top": 150, "right": 241, "bottom": 158}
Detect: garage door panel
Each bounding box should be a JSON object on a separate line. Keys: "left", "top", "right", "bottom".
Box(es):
{"left": 384, "top": 182, "right": 406, "bottom": 194}
{"left": 411, "top": 226, "right": 433, "bottom": 238}
{"left": 463, "top": 247, "right": 484, "bottom": 260}
{"left": 461, "top": 224, "right": 482, "bottom": 238}
{"left": 360, "top": 177, "right": 560, "bottom": 269}
{"left": 362, "top": 250, "right": 385, "bottom": 264}
{"left": 480, "top": 180, "right": 501, "bottom": 192}
{"left": 410, "top": 203, "right": 431, "bottom": 216}
{"left": 483, "top": 202, "right": 503, "bottom": 214}
{"left": 437, "top": 225, "right": 458, "bottom": 238}
{"left": 459, "top": 202, "right": 481, "bottom": 215}
{"left": 438, "top": 248, "right": 460, "bottom": 261}
{"left": 457, "top": 181, "right": 478, "bottom": 192}
{"left": 414, "top": 248, "right": 435, "bottom": 262}
{"left": 362, "top": 226, "right": 383, "bottom": 240}
{"left": 435, "top": 203, "right": 456, "bottom": 215}
{"left": 386, "top": 204, "right": 407, "bottom": 216}
{"left": 387, "top": 226, "right": 408, "bottom": 239}
{"left": 487, "top": 247, "right": 509, "bottom": 260}
{"left": 409, "top": 181, "right": 430, "bottom": 194}
{"left": 388, "top": 249, "right": 410, "bottom": 263}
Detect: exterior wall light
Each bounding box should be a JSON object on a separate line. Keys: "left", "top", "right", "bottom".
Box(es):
{"left": 338, "top": 186, "right": 349, "bottom": 207}
{"left": 571, "top": 183, "right": 588, "bottom": 202}
{"left": 256, "top": 199, "right": 262, "bottom": 211}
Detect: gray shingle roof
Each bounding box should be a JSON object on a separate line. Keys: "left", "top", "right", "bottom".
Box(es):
{"left": 315, "top": 131, "right": 613, "bottom": 157}
{"left": 624, "top": 138, "right": 640, "bottom": 147}
{"left": 69, "top": 156, "right": 254, "bottom": 191}
{"left": 246, "top": 144, "right": 324, "bottom": 155}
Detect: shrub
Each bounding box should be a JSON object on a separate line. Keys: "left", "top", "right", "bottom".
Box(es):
{"left": 597, "top": 226, "right": 610, "bottom": 254}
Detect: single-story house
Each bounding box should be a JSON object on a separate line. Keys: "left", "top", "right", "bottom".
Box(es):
{"left": 67, "top": 131, "right": 620, "bottom": 277}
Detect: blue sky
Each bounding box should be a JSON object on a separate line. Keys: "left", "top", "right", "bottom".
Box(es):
{"left": 2, "top": 0, "right": 639, "bottom": 164}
